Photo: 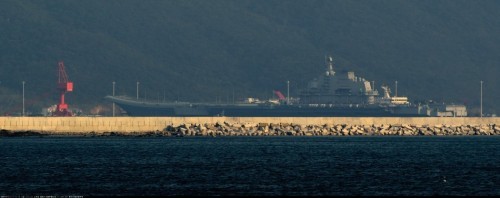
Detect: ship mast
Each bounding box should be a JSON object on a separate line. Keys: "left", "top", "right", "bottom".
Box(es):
{"left": 325, "top": 55, "right": 335, "bottom": 76}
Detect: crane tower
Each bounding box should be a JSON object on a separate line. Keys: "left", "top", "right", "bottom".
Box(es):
{"left": 53, "top": 61, "right": 73, "bottom": 116}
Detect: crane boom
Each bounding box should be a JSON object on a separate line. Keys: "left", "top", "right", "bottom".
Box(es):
{"left": 273, "top": 90, "right": 286, "bottom": 100}
{"left": 58, "top": 61, "right": 69, "bottom": 83}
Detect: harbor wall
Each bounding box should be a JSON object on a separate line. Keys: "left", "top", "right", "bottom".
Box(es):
{"left": 1, "top": 117, "right": 499, "bottom": 133}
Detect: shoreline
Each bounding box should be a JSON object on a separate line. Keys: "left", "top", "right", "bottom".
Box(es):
{"left": 2, "top": 122, "right": 499, "bottom": 137}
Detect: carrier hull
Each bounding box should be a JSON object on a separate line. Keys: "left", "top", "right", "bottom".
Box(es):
{"left": 106, "top": 96, "right": 427, "bottom": 117}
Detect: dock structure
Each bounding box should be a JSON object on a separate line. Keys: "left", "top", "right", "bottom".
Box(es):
{"left": 0, "top": 117, "right": 499, "bottom": 135}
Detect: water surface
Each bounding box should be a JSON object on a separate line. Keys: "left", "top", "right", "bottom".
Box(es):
{"left": 0, "top": 136, "right": 498, "bottom": 196}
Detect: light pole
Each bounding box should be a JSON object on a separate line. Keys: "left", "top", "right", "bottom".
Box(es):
{"left": 136, "top": 81, "right": 140, "bottom": 100}
{"left": 112, "top": 81, "right": 115, "bottom": 117}
{"left": 22, "top": 81, "right": 25, "bottom": 116}
{"left": 287, "top": 80, "right": 290, "bottom": 104}
{"left": 395, "top": 80, "right": 398, "bottom": 97}
{"left": 480, "top": 81, "right": 483, "bottom": 117}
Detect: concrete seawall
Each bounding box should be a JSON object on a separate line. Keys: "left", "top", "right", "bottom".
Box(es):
{"left": 1, "top": 117, "right": 499, "bottom": 134}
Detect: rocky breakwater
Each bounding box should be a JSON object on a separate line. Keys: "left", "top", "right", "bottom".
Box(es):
{"left": 163, "top": 122, "right": 500, "bottom": 137}
{"left": 2, "top": 122, "right": 499, "bottom": 137}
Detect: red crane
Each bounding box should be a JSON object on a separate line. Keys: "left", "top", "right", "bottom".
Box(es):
{"left": 53, "top": 61, "right": 73, "bottom": 116}
{"left": 273, "top": 90, "right": 286, "bottom": 101}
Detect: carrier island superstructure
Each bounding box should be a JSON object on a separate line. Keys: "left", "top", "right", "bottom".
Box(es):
{"left": 105, "top": 56, "right": 467, "bottom": 117}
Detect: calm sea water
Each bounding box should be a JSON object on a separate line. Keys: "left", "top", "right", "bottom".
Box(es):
{"left": 0, "top": 136, "right": 498, "bottom": 196}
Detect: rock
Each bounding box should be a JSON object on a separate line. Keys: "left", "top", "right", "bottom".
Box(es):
{"left": 179, "top": 128, "right": 188, "bottom": 134}
{"left": 402, "top": 124, "right": 412, "bottom": 130}
{"left": 164, "top": 125, "right": 176, "bottom": 132}
{"left": 280, "top": 123, "right": 291, "bottom": 127}
{"left": 258, "top": 123, "right": 269, "bottom": 127}
{"left": 321, "top": 129, "right": 329, "bottom": 136}
{"left": 342, "top": 128, "right": 349, "bottom": 134}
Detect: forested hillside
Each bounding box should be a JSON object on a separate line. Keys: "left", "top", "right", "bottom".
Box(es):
{"left": 1, "top": 0, "right": 499, "bottom": 115}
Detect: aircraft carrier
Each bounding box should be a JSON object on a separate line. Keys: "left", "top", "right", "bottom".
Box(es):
{"left": 105, "top": 56, "right": 467, "bottom": 117}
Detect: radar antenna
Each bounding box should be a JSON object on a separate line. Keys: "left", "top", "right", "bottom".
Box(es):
{"left": 381, "top": 85, "right": 391, "bottom": 99}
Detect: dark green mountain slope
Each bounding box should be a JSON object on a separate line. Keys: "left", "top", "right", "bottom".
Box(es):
{"left": 0, "top": 0, "right": 498, "bottom": 115}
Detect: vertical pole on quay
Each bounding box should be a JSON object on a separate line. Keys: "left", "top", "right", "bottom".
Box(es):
{"left": 287, "top": 80, "right": 290, "bottom": 104}
{"left": 480, "top": 81, "right": 483, "bottom": 117}
{"left": 22, "top": 81, "right": 25, "bottom": 116}
{"left": 112, "top": 81, "right": 115, "bottom": 117}
{"left": 136, "top": 81, "right": 140, "bottom": 100}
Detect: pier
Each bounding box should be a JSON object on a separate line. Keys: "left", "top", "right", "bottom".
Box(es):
{"left": 1, "top": 117, "right": 499, "bottom": 136}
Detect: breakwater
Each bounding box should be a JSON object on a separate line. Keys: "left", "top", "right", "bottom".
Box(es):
{"left": 0, "top": 117, "right": 499, "bottom": 136}
{"left": 163, "top": 122, "right": 500, "bottom": 137}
